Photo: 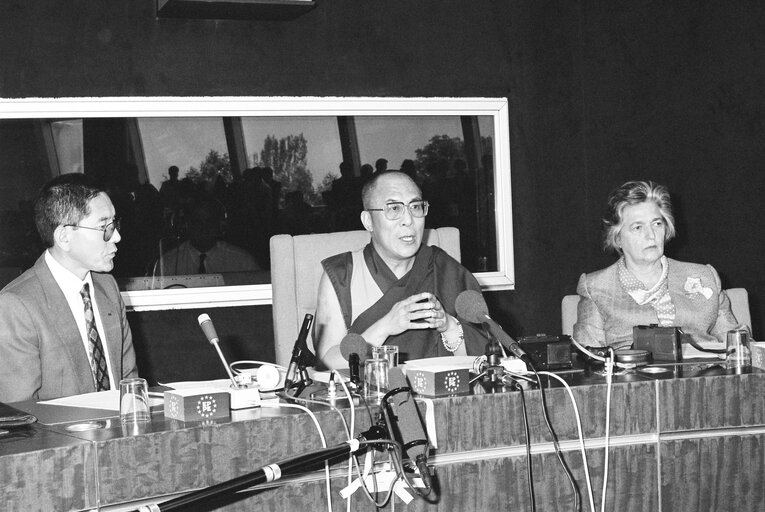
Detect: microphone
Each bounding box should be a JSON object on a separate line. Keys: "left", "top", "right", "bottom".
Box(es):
{"left": 198, "top": 313, "right": 220, "bottom": 344}
{"left": 284, "top": 313, "right": 314, "bottom": 390}
{"left": 340, "top": 333, "right": 369, "bottom": 387}
{"left": 348, "top": 353, "right": 361, "bottom": 386}
{"left": 384, "top": 367, "right": 432, "bottom": 489}
{"left": 198, "top": 313, "right": 238, "bottom": 388}
{"left": 455, "top": 290, "right": 531, "bottom": 364}
{"left": 339, "top": 332, "right": 372, "bottom": 361}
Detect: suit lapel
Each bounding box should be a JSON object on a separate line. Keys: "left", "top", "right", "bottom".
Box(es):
{"left": 33, "top": 256, "right": 94, "bottom": 392}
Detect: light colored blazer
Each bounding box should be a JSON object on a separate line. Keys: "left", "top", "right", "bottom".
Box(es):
{"left": 0, "top": 254, "right": 137, "bottom": 402}
{"left": 574, "top": 258, "right": 740, "bottom": 357}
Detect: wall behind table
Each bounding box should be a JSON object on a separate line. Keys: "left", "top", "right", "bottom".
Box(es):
{"left": 2, "top": 0, "right": 764, "bottom": 350}
{"left": 128, "top": 306, "right": 275, "bottom": 385}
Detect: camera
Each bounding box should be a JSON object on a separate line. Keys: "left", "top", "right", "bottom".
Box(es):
{"left": 517, "top": 334, "right": 572, "bottom": 370}
{"left": 632, "top": 325, "right": 682, "bottom": 362}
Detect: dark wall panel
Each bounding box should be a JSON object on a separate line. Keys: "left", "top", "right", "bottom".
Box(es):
{"left": 128, "top": 306, "right": 274, "bottom": 385}
{"left": 2, "top": 1, "right": 765, "bottom": 379}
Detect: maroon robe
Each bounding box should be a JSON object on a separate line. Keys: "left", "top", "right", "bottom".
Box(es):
{"left": 322, "top": 243, "right": 486, "bottom": 361}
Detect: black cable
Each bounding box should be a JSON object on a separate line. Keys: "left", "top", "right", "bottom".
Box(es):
{"left": 530, "top": 362, "right": 581, "bottom": 512}
{"left": 679, "top": 328, "right": 727, "bottom": 354}
{"left": 502, "top": 374, "right": 535, "bottom": 512}
{"left": 517, "top": 381, "right": 536, "bottom": 512}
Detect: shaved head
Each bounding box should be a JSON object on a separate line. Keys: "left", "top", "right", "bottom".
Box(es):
{"left": 362, "top": 171, "right": 421, "bottom": 209}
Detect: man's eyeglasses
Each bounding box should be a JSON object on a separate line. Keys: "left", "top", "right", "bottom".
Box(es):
{"left": 366, "top": 201, "right": 429, "bottom": 221}
{"left": 65, "top": 219, "right": 121, "bottom": 242}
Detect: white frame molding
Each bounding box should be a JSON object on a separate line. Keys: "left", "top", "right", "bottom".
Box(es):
{"left": 0, "top": 96, "right": 515, "bottom": 311}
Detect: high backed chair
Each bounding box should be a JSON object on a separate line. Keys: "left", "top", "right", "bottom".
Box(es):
{"left": 270, "top": 228, "right": 462, "bottom": 367}
{"left": 561, "top": 288, "right": 752, "bottom": 339}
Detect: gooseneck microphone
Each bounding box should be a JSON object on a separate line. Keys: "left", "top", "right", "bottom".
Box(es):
{"left": 455, "top": 290, "right": 531, "bottom": 364}
{"left": 384, "top": 367, "right": 433, "bottom": 490}
{"left": 198, "top": 313, "right": 239, "bottom": 388}
{"left": 283, "top": 313, "right": 314, "bottom": 390}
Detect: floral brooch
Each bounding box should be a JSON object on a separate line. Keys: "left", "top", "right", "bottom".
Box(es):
{"left": 684, "top": 276, "right": 713, "bottom": 299}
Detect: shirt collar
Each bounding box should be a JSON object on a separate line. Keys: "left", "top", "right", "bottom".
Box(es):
{"left": 44, "top": 249, "right": 93, "bottom": 295}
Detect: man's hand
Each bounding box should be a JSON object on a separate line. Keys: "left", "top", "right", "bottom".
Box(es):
{"left": 381, "top": 292, "right": 449, "bottom": 336}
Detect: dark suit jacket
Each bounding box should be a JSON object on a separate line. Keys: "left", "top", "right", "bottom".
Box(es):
{"left": 574, "top": 258, "right": 740, "bottom": 357}
{"left": 0, "top": 254, "right": 137, "bottom": 402}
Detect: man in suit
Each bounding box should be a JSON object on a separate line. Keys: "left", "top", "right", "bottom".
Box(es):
{"left": 0, "top": 174, "right": 137, "bottom": 402}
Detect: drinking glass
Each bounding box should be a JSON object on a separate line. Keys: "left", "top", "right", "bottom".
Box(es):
{"left": 119, "top": 377, "right": 150, "bottom": 423}
{"left": 726, "top": 329, "right": 752, "bottom": 370}
{"left": 363, "top": 358, "right": 389, "bottom": 406}
{"left": 372, "top": 345, "right": 399, "bottom": 368}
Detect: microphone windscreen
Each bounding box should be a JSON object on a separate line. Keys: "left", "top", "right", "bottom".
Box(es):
{"left": 339, "top": 333, "right": 370, "bottom": 361}
{"left": 455, "top": 290, "right": 489, "bottom": 323}
{"left": 197, "top": 313, "right": 219, "bottom": 343}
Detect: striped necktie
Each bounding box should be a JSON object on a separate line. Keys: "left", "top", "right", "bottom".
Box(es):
{"left": 80, "top": 283, "right": 110, "bottom": 391}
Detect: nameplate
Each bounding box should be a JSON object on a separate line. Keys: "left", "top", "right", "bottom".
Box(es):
{"left": 405, "top": 367, "right": 470, "bottom": 397}
{"left": 164, "top": 388, "right": 230, "bottom": 422}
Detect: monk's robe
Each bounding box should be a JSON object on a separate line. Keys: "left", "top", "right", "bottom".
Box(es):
{"left": 322, "top": 243, "right": 486, "bottom": 361}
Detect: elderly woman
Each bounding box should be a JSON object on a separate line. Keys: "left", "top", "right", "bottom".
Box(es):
{"left": 574, "top": 180, "right": 742, "bottom": 358}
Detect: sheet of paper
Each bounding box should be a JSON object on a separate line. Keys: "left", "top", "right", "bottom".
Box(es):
{"left": 39, "top": 390, "right": 162, "bottom": 411}
{"left": 403, "top": 355, "right": 476, "bottom": 372}
{"left": 160, "top": 378, "right": 234, "bottom": 391}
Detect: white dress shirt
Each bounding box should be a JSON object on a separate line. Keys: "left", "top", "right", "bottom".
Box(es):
{"left": 44, "top": 250, "right": 115, "bottom": 390}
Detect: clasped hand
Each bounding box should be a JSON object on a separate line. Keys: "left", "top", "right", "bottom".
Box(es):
{"left": 383, "top": 292, "right": 451, "bottom": 337}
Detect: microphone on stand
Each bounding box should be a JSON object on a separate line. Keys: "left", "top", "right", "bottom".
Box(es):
{"left": 455, "top": 290, "right": 532, "bottom": 365}
{"left": 198, "top": 313, "right": 239, "bottom": 388}
{"left": 283, "top": 313, "right": 314, "bottom": 391}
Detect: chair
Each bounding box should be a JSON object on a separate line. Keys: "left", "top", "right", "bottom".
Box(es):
{"left": 561, "top": 287, "right": 752, "bottom": 338}
{"left": 726, "top": 288, "right": 752, "bottom": 331}
{"left": 270, "top": 228, "right": 462, "bottom": 367}
{"left": 560, "top": 294, "right": 580, "bottom": 337}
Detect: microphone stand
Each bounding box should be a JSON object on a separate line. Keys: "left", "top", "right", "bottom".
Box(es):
{"left": 484, "top": 331, "right": 506, "bottom": 385}
{"left": 468, "top": 331, "right": 506, "bottom": 386}
{"left": 470, "top": 330, "right": 536, "bottom": 392}
{"left": 133, "top": 426, "right": 387, "bottom": 512}
{"left": 285, "top": 356, "right": 313, "bottom": 399}
{"left": 283, "top": 314, "right": 316, "bottom": 399}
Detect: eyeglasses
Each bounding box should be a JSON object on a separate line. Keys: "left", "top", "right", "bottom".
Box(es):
{"left": 65, "top": 219, "right": 121, "bottom": 242}
{"left": 366, "top": 201, "right": 429, "bottom": 221}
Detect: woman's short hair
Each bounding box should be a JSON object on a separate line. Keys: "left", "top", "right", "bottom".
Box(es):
{"left": 602, "top": 180, "right": 676, "bottom": 253}
{"left": 34, "top": 173, "right": 104, "bottom": 248}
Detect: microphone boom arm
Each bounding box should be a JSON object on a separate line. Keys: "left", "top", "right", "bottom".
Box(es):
{"left": 133, "top": 427, "right": 387, "bottom": 512}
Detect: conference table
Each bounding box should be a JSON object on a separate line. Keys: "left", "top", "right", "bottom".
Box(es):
{"left": 2, "top": 361, "right": 764, "bottom": 512}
